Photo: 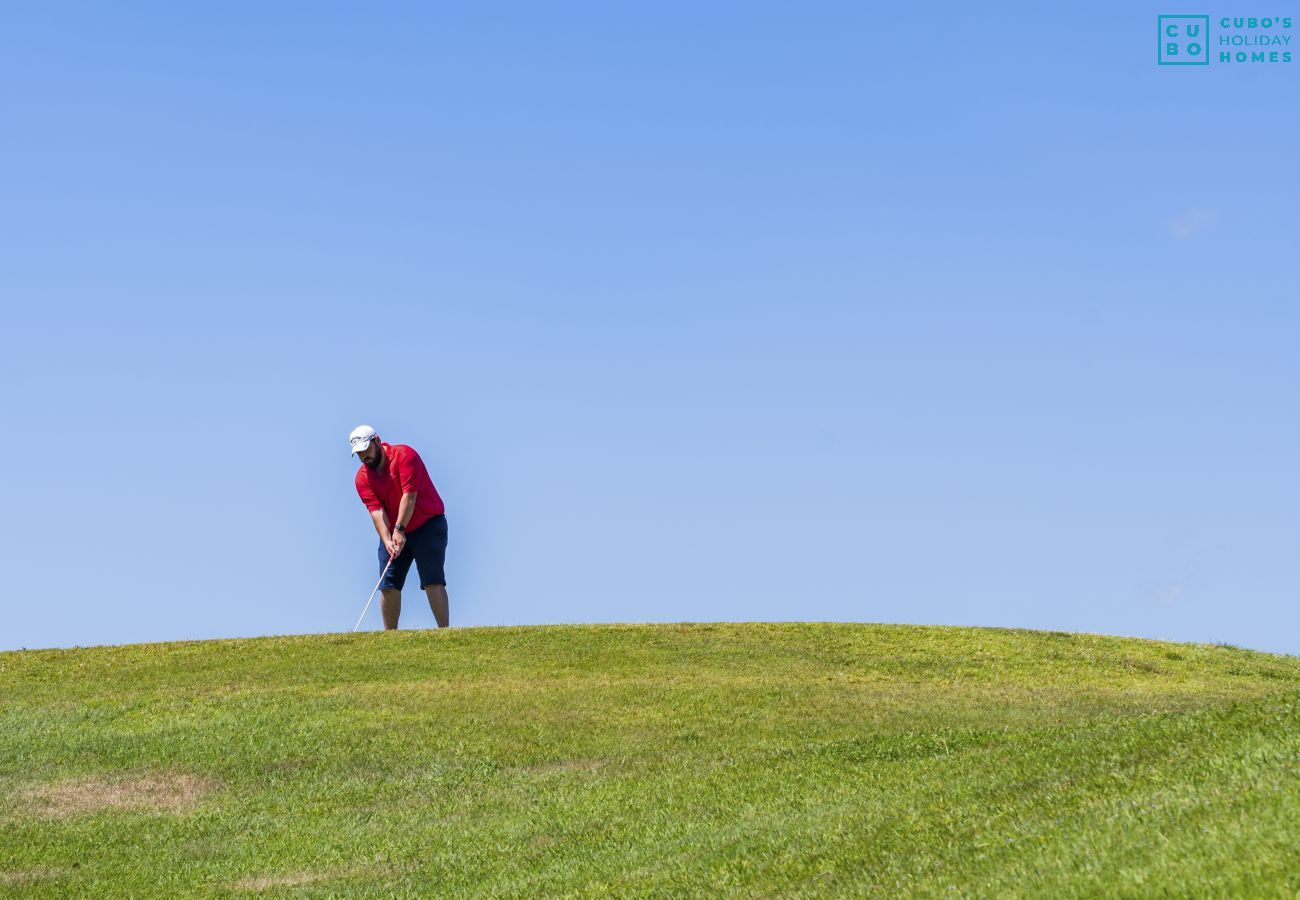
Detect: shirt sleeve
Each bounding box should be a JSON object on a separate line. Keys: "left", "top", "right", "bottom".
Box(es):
{"left": 355, "top": 471, "right": 382, "bottom": 513}
{"left": 395, "top": 447, "right": 427, "bottom": 494}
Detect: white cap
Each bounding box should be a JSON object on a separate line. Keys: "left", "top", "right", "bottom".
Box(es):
{"left": 349, "top": 424, "right": 378, "bottom": 456}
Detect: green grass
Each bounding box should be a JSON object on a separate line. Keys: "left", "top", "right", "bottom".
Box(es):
{"left": 2, "top": 622, "right": 1299, "bottom": 897}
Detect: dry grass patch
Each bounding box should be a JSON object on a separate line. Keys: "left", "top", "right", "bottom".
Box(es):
{"left": 229, "top": 872, "right": 327, "bottom": 891}
{"left": 19, "top": 772, "right": 220, "bottom": 817}
{"left": 0, "top": 866, "right": 63, "bottom": 885}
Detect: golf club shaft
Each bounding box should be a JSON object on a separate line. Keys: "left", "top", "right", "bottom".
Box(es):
{"left": 353, "top": 553, "right": 396, "bottom": 632}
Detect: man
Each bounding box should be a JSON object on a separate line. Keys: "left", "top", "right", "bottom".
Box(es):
{"left": 350, "top": 424, "right": 450, "bottom": 629}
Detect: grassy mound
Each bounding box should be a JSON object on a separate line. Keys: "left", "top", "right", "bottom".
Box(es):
{"left": 2, "top": 622, "right": 1299, "bottom": 896}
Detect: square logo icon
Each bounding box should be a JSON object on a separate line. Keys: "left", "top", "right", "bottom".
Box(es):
{"left": 1159, "top": 15, "right": 1210, "bottom": 64}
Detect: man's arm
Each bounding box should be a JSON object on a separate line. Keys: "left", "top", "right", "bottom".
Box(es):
{"left": 388, "top": 492, "right": 417, "bottom": 555}
{"left": 357, "top": 475, "right": 391, "bottom": 549}
{"left": 392, "top": 450, "right": 422, "bottom": 533}
{"left": 370, "top": 508, "right": 394, "bottom": 554}
{"left": 394, "top": 491, "right": 417, "bottom": 532}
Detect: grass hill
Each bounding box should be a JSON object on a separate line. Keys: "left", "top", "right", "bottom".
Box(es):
{"left": 2, "top": 622, "right": 1299, "bottom": 897}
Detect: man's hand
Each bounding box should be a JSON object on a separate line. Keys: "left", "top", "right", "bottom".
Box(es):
{"left": 386, "top": 530, "right": 407, "bottom": 558}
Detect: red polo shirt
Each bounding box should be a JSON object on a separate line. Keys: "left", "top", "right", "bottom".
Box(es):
{"left": 355, "top": 442, "right": 445, "bottom": 533}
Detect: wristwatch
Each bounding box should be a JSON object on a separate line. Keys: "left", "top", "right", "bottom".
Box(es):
{"left": 395, "top": 524, "right": 406, "bottom": 534}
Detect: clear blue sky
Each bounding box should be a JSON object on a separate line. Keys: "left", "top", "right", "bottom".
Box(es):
{"left": 2, "top": 2, "right": 1297, "bottom": 654}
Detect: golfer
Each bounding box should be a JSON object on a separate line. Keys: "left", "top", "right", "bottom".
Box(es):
{"left": 350, "top": 425, "right": 450, "bottom": 629}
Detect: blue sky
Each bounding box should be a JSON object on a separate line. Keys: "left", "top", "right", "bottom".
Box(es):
{"left": 2, "top": 2, "right": 1297, "bottom": 654}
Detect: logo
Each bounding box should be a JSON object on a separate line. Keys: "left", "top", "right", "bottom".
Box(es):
{"left": 1159, "top": 15, "right": 1210, "bottom": 64}
{"left": 1158, "top": 15, "right": 1294, "bottom": 65}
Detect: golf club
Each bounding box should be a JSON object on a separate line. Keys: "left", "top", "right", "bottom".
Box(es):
{"left": 353, "top": 551, "right": 397, "bottom": 632}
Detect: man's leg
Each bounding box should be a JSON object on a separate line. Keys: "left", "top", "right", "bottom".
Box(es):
{"left": 381, "top": 589, "right": 402, "bottom": 630}
{"left": 424, "top": 585, "right": 449, "bottom": 628}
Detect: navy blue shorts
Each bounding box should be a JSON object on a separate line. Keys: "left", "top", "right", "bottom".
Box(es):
{"left": 378, "top": 514, "right": 448, "bottom": 591}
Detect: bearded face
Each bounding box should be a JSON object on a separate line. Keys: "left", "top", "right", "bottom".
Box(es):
{"left": 359, "top": 441, "right": 384, "bottom": 470}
